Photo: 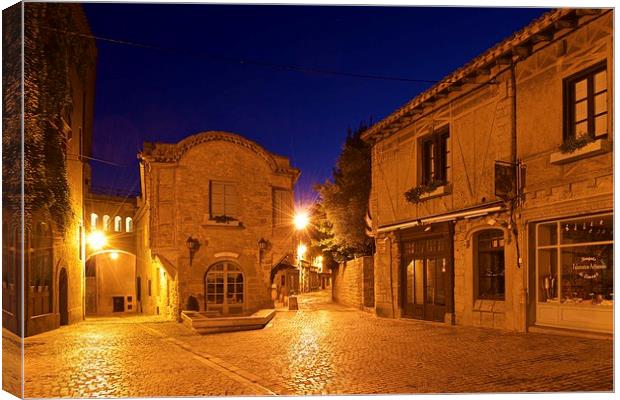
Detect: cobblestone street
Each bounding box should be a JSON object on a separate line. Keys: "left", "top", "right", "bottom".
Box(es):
{"left": 10, "top": 290, "right": 613, "bottom": 397}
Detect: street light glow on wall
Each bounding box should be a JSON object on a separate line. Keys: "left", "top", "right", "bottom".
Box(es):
{"left": 86, "top": 230, "right": 107, "bottom": 251}
{"left": 293, "top": 211, "right": 309, "bottom": 230}
{"left": 109, "top": 251, "right": 119, "bottom": 260}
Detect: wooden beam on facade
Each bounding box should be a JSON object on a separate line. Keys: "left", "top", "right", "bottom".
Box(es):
{"left": 513, "top": 44, "right": 532, "bottom": 58}
{"left": 554, "top": 16, "right": 578, "bottom": 30}
{"left": 575, "top": 9, "right": 601, "bottom": 17}
{"left": 531, "top": 32, "right": 554, "bottom": 43}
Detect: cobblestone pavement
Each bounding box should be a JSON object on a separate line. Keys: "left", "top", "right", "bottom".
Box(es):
{"left": 18, "top": 291, "right": 613, "bottom": 397}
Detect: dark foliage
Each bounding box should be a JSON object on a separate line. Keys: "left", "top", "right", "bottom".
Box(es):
{"left": 313, "top": 121, "right": 374, "bottom": 262}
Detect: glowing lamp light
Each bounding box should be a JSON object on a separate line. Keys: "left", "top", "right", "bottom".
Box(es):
{"left": 297, "top": 243, "right": 307, "bottom": 260}
{"left": 293, "top": 211, "right": 309, "bottom": 230}
{"left": 87, "top": 230, "right": 107, "bottom": 251}
{"left": 109, "top": 251, "right": 119, "bottom": 260}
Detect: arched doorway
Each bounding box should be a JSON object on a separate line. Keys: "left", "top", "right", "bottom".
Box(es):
{"left": 204, "top": 262, "right": 244, "bottom": 315}
{"left": 59, "top": 268, "right": 68, "bottom": 325}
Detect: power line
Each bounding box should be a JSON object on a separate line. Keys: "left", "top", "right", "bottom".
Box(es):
{"left": 41, "top": 25, "right": 460, "bottom": 85}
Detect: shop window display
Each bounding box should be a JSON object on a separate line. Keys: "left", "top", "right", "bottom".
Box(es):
{"left": 537, "top": 214, "right": 613, "bottom": 307}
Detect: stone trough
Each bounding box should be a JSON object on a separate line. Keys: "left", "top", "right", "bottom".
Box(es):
{"left": 180, "top": 309, "right": 276, "bottom": 334}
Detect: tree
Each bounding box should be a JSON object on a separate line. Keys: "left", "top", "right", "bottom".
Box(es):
{"left": 313, "top": 121, "right": 374, "bottom": 262}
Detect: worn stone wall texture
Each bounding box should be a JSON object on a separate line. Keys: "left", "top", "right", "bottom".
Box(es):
{"left": 136, "top": 132, "right": 299, "bottom": 319}
{"left": 332, "top": 256, "right": 373, "bottom": 309}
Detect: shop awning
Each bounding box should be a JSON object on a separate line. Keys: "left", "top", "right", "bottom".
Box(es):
{"left": 377, "top": 202, "right": 505, "bottom": 233}
{"left": 270, "top": 255, "right": 297, "bottom": 283}
{"left": 153, "top": 253, "right": 178, "bottom": 279}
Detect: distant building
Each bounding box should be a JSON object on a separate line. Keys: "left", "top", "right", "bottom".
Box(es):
{"left": 2, "top": 3, "right": 97, "bottom": 336}
{"left": 84, "top": 191, "right": 138, "bottom": 315}
{"left": 136, "top": 131, "right": 300, "bottom": 319}
{"left": 363, "top": 9, "right": 612, "bottom": 334}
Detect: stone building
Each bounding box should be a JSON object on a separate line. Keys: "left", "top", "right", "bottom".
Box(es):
{"left": 84, "top": 190, "right": 138, "bottom": 315}
{"left": 135, "top": 131, "right": 299, "bottom": 319}
{"left": 2, "top": 3, "right": 97, "bottom": 336}
{"left": 363, "top": 8, "right": 612, "bottom": 334}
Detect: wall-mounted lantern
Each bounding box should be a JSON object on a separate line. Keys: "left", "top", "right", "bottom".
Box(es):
{"left": 258, "top": 238, "right": 269, "bottom": 251}
{"left": 187, "top": 236, "right": 200, "bottom": 266}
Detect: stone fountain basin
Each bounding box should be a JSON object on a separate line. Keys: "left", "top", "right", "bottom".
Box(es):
{"left": 181, "top": 309, "right": 275, "bottom": 334}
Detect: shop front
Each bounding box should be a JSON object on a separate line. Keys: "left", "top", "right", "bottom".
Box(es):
{"left": 532, "top": 212, "right": 613, "bottom": 333}
{"left": 400, "top": 222, "right": 454, "bottom": 323}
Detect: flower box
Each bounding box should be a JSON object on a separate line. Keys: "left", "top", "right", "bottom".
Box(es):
{"left": 550, "top": 139, "right": 611, "bottom": 165}
{"left": 419, "top": 184, "right": 449, "bottom": 200}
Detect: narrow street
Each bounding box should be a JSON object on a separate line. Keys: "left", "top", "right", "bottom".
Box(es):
{"left": 5, "top": 290, "right": 612, "bottom": 397}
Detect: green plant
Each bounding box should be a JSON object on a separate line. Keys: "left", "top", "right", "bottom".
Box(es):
{"left": 404, "top": 180, "right": 445, "bottom": 204}
{"left": 212, "top": 215, "right": 238, "bottom": 224}
{"left": 3, "top": 4, "right": 94, "bottom": 233}
{"left": 559, "top": 134, "right": 594, "bottom": 154}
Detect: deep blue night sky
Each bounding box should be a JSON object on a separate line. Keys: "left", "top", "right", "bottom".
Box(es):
{"left": 82, "top": 4, "right": 548, "bottom": 203}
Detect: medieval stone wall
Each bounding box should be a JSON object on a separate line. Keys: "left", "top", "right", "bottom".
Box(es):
{"left": 332, "top": 256, "right": 373, "bottom": 310}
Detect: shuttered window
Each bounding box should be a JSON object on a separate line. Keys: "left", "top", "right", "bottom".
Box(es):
{"left": 210, "top": 181, "right": 238, "bottom": 218}
{"left": 273, "top": 189, "right": 292, "bottom": 227}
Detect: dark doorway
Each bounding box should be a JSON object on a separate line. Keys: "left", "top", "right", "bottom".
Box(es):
{"left": 112, "top": 296, "right": 125, "bottom": 312}
{"left": 401, "top": 223, "right": 454, "bottom": 323}
{"left": 59, "top": 268, "right": 68, "bottom": 325}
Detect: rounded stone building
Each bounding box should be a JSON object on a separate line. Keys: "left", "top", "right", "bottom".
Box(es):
{"left": 135, "top": 131, "right": 299, "bottom": 318}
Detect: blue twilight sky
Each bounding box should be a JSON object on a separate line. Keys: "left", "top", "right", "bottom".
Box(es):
{"left": 82, "top": 4, "right": 549, "bottom": 204}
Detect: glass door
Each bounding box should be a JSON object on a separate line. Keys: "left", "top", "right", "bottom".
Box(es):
{"left": 402, "top": 237, "right": 450, "bottom": 322}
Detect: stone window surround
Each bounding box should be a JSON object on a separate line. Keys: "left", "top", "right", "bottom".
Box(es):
{"left": 473, "top": 229, "right": 506, "bottom": 302}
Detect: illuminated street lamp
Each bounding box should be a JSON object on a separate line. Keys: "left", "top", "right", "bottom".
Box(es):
{"left": 86, "top": 230, "right": 107, "bottom": 251}
{"left": 293, "top": 210, "right": 309, "bottom": 230}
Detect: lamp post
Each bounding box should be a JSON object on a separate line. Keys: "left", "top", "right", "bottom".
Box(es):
{"left": 293, "top": 209, "right": 309, "bottom": 293}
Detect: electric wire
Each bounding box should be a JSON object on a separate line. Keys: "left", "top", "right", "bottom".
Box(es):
{"left": 41, "top": 25, "right": 479, "bottom": 85}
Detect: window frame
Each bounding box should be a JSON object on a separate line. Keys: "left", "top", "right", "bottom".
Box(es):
{"left": 474, "top": 229, "right": 506, "bottom": 301}
{"left": 419, "top": 128, "right": 449, "bottom": 186}
{"left": 272, "top": 188, "right": 292, "bottom": 227}
{"left": 209, "top": 180, "right": 238, "bottom": 219}
{"left": 563, "top": 61, "right": 608, "bottom": 141}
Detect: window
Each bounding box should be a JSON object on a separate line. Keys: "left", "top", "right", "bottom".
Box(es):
{"left": 475, "top": 230, "right": 505, "bottom": 300}
{"left": 536, "top": 214, "right": 612, "bottom": 306}
{"left": 114, "top": 216, "right": 122, "bottom": 232}
{"left": 564, "top": 63, "right": 608, "bottom": 141}
{"left": 205, "top": 262, "right": 244, "bottom": 313}
{"left": 103, "top": 215, "right": 111, "bottom": 231}
{"left": 90, "top": 213, "right": 98, "bottom": 230}
{"left": 147, "top": 279, "right": 152, "bottom": 296}
{"left": 273, "top": 189, "right": 292, "bottom": 227}
{"left": 210, "top": 181, "right": 237, "bottom": 219}
{"left": 420, "top": 129, "right": 449, "bottom": 185}
{"left": 125, "top": 217, "right": 133, "bottom": 232}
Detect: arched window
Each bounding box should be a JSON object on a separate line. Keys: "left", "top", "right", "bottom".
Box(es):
{"left": 204, "top": 262, "right": 244, "bottom": 314}
{"left": 125, "top": 217, "right": 133, "bottom": 232}
{"left": 90, "top": 213, "right": 98, "bottom": 230}
{"left": 114, "top": 216, "right": 122, "bottom": 232}
{"left": 474, "top": 229, "right": 505, "bottom": 300}
{"left": 103, "top": 215, "right": 111, "bottom": 231}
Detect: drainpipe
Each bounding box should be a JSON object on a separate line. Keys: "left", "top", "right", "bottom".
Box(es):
{"left": 510, "top": 60, "right": 527, "bottom": 332}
